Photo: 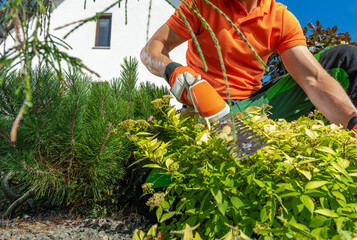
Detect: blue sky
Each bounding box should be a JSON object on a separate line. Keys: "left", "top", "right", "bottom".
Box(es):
{"left": 279, "top": 0, "right": 357, "bottom": 42}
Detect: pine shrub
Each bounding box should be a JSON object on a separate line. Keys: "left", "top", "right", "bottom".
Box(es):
{"left": 0, "top": 56, "right": 169, "bottom": 216}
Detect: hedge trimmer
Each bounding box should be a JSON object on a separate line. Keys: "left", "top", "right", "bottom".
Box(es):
{"left": 212, "top": 117, "right": 267, "bottom": 160}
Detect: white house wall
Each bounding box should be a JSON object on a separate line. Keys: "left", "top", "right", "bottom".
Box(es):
{"left": 1, "top": 0, "right": 187, "bottom": 107}
{"left": 51, "top": 0, "right": 187, "bottom": 87}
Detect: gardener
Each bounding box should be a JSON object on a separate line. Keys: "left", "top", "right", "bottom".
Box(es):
{"left": 140, "top": 0, "right": 357, "bottom": 132}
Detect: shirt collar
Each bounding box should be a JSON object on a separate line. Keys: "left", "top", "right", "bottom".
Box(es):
{"left": 260, "top": 0, "right": 272, "bottom": 14}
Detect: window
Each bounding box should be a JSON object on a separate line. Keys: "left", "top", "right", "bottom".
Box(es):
{"left": 95, "top": 14, "right": 112, "bottom": 47}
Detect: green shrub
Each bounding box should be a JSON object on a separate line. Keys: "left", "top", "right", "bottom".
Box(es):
{"left": 0, "top": 57, "right": 170, "bottom": 216}
{"left": 129, "top": 99, "right": 357, "bottom": 240}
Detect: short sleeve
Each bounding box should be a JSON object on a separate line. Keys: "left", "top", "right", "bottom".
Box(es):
{"left": 166, "top": 0, "right": 201, "bottom": 40}
{"left": 277, "top": 9, "right": 307, "bottom": 54}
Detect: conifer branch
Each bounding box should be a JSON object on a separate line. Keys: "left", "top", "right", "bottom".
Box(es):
{"left": 10, "top": 106, "right": 24, "bottom": 143}
{"left": 1, "top": 172, "right": 20, "bottom": 201}
{"left": 0, "top": 128, "right": 15, "bottom": 148}
{"left": 0, "top": 87, "right": 16, "bottom": 115}
{"left": 139, "top": 95, "right": 149, "bottom": 116}
{"left": 125, "top": 70, "right": 133, "bottom": 120}
{"left": 21, "top": 161, "right": 49, "bottom": 175}
{"left": 122, "top": 57, "right": 138, "bottom": 120}
{"left": 70, "top": 101, "right": 79, "bottom": 144}
{"left": 100, "top": 92, "right": 104, "bottom": 119}
{"left": 37, "top": 93, "right": 58, "bottom": 114}
{"left": 0, "top": 110, "right": 13, "bottom": 118}
{"left": 98, "top": 122, "right": 113, "bottom": 156}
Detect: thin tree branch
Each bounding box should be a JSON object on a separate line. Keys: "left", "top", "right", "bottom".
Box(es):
{"left": 0, "top": 128, "right": 16, "bottom": 148}
{"left": 10, "top": 106, "right": 24, "bottom": 143}
{"left": 37, "top": 93, "right": 58, "bottom": 114}
{"left": 98, "top": 122, "right": 113, "bottom": 155}
{"left": 21, "top": 161, "right": 49, "bottom": 175}
{"left": 3, "top": 183, "right": 40, "bottom": 219}
{"left": 70, "top": 101, "right": 79, "bottom": 144}
{"left": 1, "top": 172, "right": 20, "bottom": 201}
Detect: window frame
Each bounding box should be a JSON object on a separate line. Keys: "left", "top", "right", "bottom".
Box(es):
{"left": 94, "top": 13, "right": 112, "bottom": 48}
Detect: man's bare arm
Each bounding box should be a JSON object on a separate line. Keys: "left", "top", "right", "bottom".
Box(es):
{"left": 140, "top": 23, "right": 187, "bottom": 77}
{"left": 280, "top": 45, "right": 357, "bottom": 128}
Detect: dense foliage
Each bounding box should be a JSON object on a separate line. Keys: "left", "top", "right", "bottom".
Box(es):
{"left": 1, "top": 1, "right": 357, "bottom": 238}
{"left": 128, "top": 99, "right": 357, "bottom": 240}
{"left": 0, "top": 57, "right": 169, "bottom": 216}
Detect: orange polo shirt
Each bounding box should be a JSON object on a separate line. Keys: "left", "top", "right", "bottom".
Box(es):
{"left": 166, "top": 0, "right": 307, "bottom": 99}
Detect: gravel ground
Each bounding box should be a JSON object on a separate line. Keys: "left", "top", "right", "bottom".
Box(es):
{"left": 0, "top": 212, "right": 152, "bottom": 240}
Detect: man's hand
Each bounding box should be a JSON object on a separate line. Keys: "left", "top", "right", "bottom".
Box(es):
{"left": 280, "top": 45, "right": 357, "bottom": 129}
{"left": 165, "top": 64, "right": 200, "bottom": 107}
{"left": 164, "top": 62, "right": 230, "bottom": 121}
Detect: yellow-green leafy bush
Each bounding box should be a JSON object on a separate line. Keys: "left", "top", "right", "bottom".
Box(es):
{"left": 129, "top": 99, "right": 357, "bottom": 240}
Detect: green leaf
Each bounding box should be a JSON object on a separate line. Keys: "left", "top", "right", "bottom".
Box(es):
{"left": 165, "top": 158, "right": 173, "bottom": 168}
{"left": 260, "top": 206, "right": 269, "bottom": 223}
{"left": 315, "top": 146, "right": 336, "bottom": 155}
{"left": 315, "top": 209, "right": 339, "bottom": 218}
{"left": 305, "top": 181, "right": 329, "bottom": 190}
{"left": 132, "top": 229, "right": 141, "bottom": 240}
{"left": 337, "top": 159, "right": 350, "bottom": 169}
{"left": 136, "top": 132, "right": 153, "bottom": 136}
{"left": 231, "top": 196, "right": 244, "bottom": 209}
{"left": 298, "top": 169, "right": 312, "bottom": 180}
{"left": 311, "top": 226, "right": 329, "bottom": 239}
{"left": 160, "top": 200, "right": 170, "bottom": 209}
{"left": 309, "top": 215, "right": 327, "bottom": 228}
{"left": 334, "top": 218, "right": 345, "bottom": 232}
{"left": 305, "top": 128, "right": 318, "bottom": 139}
{"left": 142, "top": 164, "right": 162, "bottom": 169}
{"left": 132, "top": 229, "right": 145, "bottom": 240}
{"left": 287, "top": 222, "right": 316, "bottom": 238}
{"left": 348, "top": 213, "right": 357, "bottom": 219}
{"left": 300, "top": 195, "right": 315, "bottom": 214}
{"left": 147, "top": 224, "right": 157, "bottom": 237}
{"left": 223, "top": 230, "right": 233, "bottom": 240}
{"left": 253, "top": 178, "right": 265, "bottom": 188}
{"left": 156, "top": 207, "right": 163, "bottom": 222}
{"left": 194, "top": 232, "right": 203, "bottom": 240}
{"left": 292, "top": 198, "right": 304, "bottom": 215}
{"left": 160, "top": 212, "right": 174, "bottom": 223}
{"left": 183, "top": 224, "right": 193, "bottom": 240}
{"left": 331, "top": 162, "right": 353, "bottom": 182}
{"left": 211, "top": 188, "right": 223, "bottom": 204}
{"left": 331, "top": 191, "right": 346, "bottom": 202}
{"left": 338, "top": 230, "right": 352, "bottom": 240}
{"left": 280, "top": 191, "right": 300, "bottom": 198}
{"left": 217, "top": 200, "right": 229, "bottom": 216}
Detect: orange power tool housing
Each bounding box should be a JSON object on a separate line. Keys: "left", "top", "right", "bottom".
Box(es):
{"left": 189, "top": 80, "right": 230, "bottom": 122}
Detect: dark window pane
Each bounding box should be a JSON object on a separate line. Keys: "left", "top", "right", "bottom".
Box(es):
{"left": 96, "top": 17, "right": 111, "bottom": 47}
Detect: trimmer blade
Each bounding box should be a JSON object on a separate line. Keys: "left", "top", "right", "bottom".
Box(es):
{"left": 212, "top": 117, "right": 267, "bottom": 160}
